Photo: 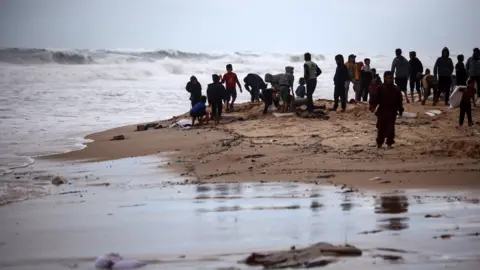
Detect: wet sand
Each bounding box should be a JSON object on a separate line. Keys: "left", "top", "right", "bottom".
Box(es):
{"left": 1, "top": 156, "right": 480, "bottom": 269}
{"left": 48, "top": 100, "right": 480, "bottom": 190}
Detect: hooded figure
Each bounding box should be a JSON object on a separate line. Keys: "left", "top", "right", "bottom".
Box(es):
{"left": 455, "top": 54, "right": 468, "bottom": 86}
{"left": 333, "top": 54, "right": 349, "bottom": 111}
{"left": 278, "top": 66, "right": 295, "bottom": 112}
{"left": 369, "top": 71, "right": 404, "bottom": 149}
{"left": 304, "top": 52, "right": 322, "bottom": 112}
{"left": 206, "top": 74, "right": 226, "bottom": 124}
{"left": 185, "top": 76, "right": 202, "bottom": 107}
{"left": 243, "top": 73, "right": 267, "bottom": 102}
{"left": 466, "top": 48, "right": 480, "bottom": 97}
{"left": 433, "top": 47, "right": 454, "bottom": 105}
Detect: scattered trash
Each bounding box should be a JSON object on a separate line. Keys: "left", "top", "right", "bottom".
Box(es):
{"left": 136, "top": 123, "right": 162, "bottom": 131}
{"left": 425, "top": 214, "right": 443, "bottom": 218}
{"left": 51, "top": 176, "right": 67, "bottom": 186}
{"left": 241, "top": 242, "right": 361, "bottom": 269}
{"left": 369, "top": 176, "right": 382, "bottom": 181}
{"left": 400, "top": 112, "right": 418, "bottom": 118}
{"left": 95, "top": 253, "right": 148, "bottom": 269}
{"left": 111, "top": 135, "right": 125, "bottom": 141}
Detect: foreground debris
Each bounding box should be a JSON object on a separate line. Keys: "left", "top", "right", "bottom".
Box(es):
{"left": 241, "top": 242, "right": 362, "bottom": 269}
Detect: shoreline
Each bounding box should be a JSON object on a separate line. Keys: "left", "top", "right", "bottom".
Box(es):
{"left": 45, "top": 99, "right": 480, "bottom": 190}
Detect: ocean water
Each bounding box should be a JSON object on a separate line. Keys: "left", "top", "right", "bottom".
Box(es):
{"left": 0, "top": 48, "right": 444, "bottom": 174}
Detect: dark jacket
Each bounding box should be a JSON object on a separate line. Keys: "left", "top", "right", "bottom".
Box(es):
{"left": 295, "top": 84, "right": 306, "bottom": 98}
{"left": 186, "top": 77, "right": 202, "bottom": 101}
{"left": 243, "top": 73, "right": 267, "bottom": 91}
{"left": 455, "top": 62, "right": 468, "bottom": 85}
{"left": 391, "top": 56, "right": 410, "bottom": 78}
{"left": 369, "top": 83, "right": 404, "bottom": 118}
{"left": 206, "top": 82, "right": 225, "bottom": 104}
{"left": 409, "top": 57, "right": 424, "bottom": 78}
{"left": 334, "top": 64, "right": 349, "bottom": 86}
{"left": 433, "top": 48, "right": 454, "bottom": 77}
{"left": 467, "top": 56, "right": 480, "bottom": 76}
{"left": 360, "top": 67, "right": 373, "bottom": 85}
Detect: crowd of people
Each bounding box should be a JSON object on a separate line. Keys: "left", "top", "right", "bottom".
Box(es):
{"left": 184, "top": 48, "right": 480, "bottom": 148}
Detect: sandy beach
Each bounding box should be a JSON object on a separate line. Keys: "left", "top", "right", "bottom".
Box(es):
{"left": 50, "top": 99, "right": 480, "bottom": 190}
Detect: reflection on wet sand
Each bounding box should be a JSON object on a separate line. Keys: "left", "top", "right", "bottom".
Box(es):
{"left": 375, "top": 195, "right": 410, "bottom": 231}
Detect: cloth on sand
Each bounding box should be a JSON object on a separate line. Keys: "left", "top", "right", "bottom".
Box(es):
{"left": 95, "top": 253, "right": 148, "bottom": 269}
{"left": 242, "top": 242, "right": 362, "bottom": 269}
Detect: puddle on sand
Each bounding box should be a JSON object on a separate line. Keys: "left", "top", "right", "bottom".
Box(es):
{"left": 0, "top": 156, "right": 480, "bottom": 269}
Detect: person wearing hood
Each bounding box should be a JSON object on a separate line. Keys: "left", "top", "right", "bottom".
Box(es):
{"left": 206, "top": 74, "right": 226, "bottom": 125}
{"left": 466, "top": 48, "right": 480, "bottom": 97}
{"left": 369, "top": 71, "right": 404, "bottom": 149}
{"left": 296, "top": 77, "right": 306, "bottom": 98}
{"left": 333, "top": 54, "right": 349, "bottom": 112}
{"left": 185, "top": 76, "right": 202, "bottom": 107}
{"left": 278, "top": 66, "right": 295, "bottom": 113}
{"left": 408, "top": 51, "right": 424, "bottom": 102}
{"left": 243, "top": 73, "right": 267, "bottom": 102}
{"left": 433, "top": 47, "right": 454, "bottom": 105}
{"left": 391, "top": 48, "right": 411, "bottom": 103}
{"left": 455, "top": 55, "right": 468, "bottom": 86}
{"left": 303, "top": 53, "right": 322, "bottom": 112}
{"left": 345, "top": 54, "right": 360, "bottom": 102}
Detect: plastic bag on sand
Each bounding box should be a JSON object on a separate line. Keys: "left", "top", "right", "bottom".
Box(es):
{"left": 95, "top": 253, "right": 148, "bottom": 269}
{"left": 449, "top": 86, "right": 464, "bottom": 109}
{"left": 399, "top": 112, "right": 417, "bottom": 118}
{"left": 268, "top": 104, "right": 277, "bottom": 112}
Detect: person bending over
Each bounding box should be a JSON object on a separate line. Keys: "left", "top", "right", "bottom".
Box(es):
{"left": 190, "top": 96, "right": 207, "bottom": 127}
{"left": 243, "top": 73, "right": 266, "bottom": 102}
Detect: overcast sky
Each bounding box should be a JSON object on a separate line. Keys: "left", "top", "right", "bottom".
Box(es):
{"left": 0, "top": 0, "right": 479, "bottom": 54}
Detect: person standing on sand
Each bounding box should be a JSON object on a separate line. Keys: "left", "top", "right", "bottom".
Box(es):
{"left": 303, "top": 53, "right": 322, "bottom": 112}
{"left": 433, "top": 47, "right": 454, "bottom": 106}
{"left": 221, "top": 64, "right": 243, "bottom": 112}
{"left": 278, "top": 66, "right": 295, "bottom": 113}
{"left": 185, "top": 76, "right": 202, "bottom": 108}
{"left": 332, "top": 54, "right": 349, "bottom": 112}
{"left": 207, "top": 74, "right": 225, "bottom": 125}
{"left": 455, "top": 55, "right": 468, "bottom": 87}
{"left": 408, "top": 51, "right": 424, "bottom": 102}
{"left": 458, "top": 78, "right": 476, "bottom": 128}
{"left": 466, "top": 48, "right": 480, "bottom": 98}
{"left": 391, "top": 48, "right": 411, "bottom": 103}
{"left": 369, "top": 71, "right": 404, "bottom": 149}
{"left": 345, "top": 54, "right": 360, "bottom": 102}
{"left": 243, "top": 73, "right": 266, "bottom": 102}
{"left": 359, "top": 58, "right": 373, "bottom": 102}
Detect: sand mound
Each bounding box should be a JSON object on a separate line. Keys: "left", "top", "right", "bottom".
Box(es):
{"left": 429, "top": 139, "right": 480, "bottom": 159}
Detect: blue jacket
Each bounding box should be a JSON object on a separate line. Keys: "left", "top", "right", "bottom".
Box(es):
{"left": 190, "top": 102, "right": 206, "bottom": 115}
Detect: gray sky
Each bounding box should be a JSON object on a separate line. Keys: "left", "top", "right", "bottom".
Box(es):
{"left": 1, "top": 0, "right": 479, "bottom": 53}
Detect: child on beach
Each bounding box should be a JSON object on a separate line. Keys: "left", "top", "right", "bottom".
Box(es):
{"left": 295, "top": 77, "right": 306, "bottom": 98}
{"left": 458, "top": 78, "right": 476, "bottom": 127}
{"left": 221, "top": 64, "right": 242, "bottom": 112}
{"left": 421, "top": 69, "right": 439, "bottom": 105}
{"left": 190, "top": 96, "right": 207, "bottom": 126}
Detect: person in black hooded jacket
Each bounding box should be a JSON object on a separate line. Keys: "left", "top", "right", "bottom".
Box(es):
{"left": 243, "top": 73, "right": 267, "bottom": 102}
{"left": 408, "top": 51, "right": 423, "bottom": 102}
{"left": 332, "top": 54, "right": 349, "bottom": 112}
{"left": 185, "top": 76, "right": 202, "bottom": 107}
{"left": 206, "top": 74, "right": 225, "bottom": 125}
{"left": 455, "top": 54, "right": 468, "bottom": 86}
{"left": 433, "top": 47, "right": 454, "bottom": 105}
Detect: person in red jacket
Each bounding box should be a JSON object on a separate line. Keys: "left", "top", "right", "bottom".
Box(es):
{"left": 221, "top": 64, "right": 243, "bottom": 112}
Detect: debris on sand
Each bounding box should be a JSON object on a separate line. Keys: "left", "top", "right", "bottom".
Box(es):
{"left": 95, "top": 253, "right": 148, "bottom": 269}
{"left": 136, "top": 123, "right": 162, "bottom": 131}
{"left": 51, "top": 176, "right": 67, "bottom": 186}
{"left": 317, "top": 174, "right": 336, "bottom": 179}
{"left": 373, "top": 254, "right": 403, "bottom": 261}
{"left": 425, "top": 214, "right": 443, "bottom": 218}
{"left": 241, "top": 242, "right": 362, "bottom": 269}
{"left": 244, "top": 154, "right": 266, "bottom": 159}
{"left": 369, "top": 177, "right": 382, "bottom": 181}
{"left": 111, "top": 135, "right": 125, "bottom": 141}
{"left": 434, "top": 234, "right": 453, "bottom": 239}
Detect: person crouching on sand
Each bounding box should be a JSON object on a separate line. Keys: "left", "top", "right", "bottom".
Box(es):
{"left": 458, "top": 78, "right": 477, "bottom": 128}
{"left": 207, "top": 74, "right": 225, "bottom": 125}
{"left": 369, "top": 71, "right": 404, "bottom": 149}
{"left": 243, "top": 73, "right": 266, "bottom": 102}
{"left": 421, "top": 69, "right": 439, "bottom": 105}
{"left": 190, "top": 96, "right": 207, "bottom": 126}
{"left": 221, "top": 64, "right": 242, "bottom": 112}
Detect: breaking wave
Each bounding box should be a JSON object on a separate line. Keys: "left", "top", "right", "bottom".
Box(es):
{"left": 0, "top": 48, "right": 326, "bottom": 65}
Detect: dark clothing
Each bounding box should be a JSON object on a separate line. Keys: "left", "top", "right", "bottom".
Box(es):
{"left": 334, "top": 64, "right": 349, "bottom": 86}
{"left": 296, "top": 84, "right": 306, "bottom": 98}
{"left": 434, "top": 57, "right": 454, "bottom": 77}
{"left": 261, "top": 88, "right": 279, "bottom": 114}
{"left": 438, "top": 76, "right": 452, "bottom": 103}
{"left": 190, "top": 102, "right": 206, "bottom": 118}
{"left": 333, "top": 85, "right": 346, "bottom": 111}
{"left": 473, "top": 76, "right": 480, "bottom": 96}
{"left": 186, "top": 81, "right": 202, "bottom": 107}
{"left": 459, "top": 101, "right": 473, "bottom": 126}
{"left": 409, "top": 57, "right": 424, "bottom": 78}
{"left": 395, "top": 77, "right": 408, "bottom": 92}
{"left": 306, "top": 79, "right": 317, "bottom": 112}
{"left": 369, "top": 83, "right": 404, "bottom": 147}
{"left": 211, "top": 101, "right": 223, "bottom": 118}
{"left": 359, "top": 67, "right": 372, "bottom": 101}
{"left": 409, "top": 78, "right": 421, "bottom": 94}
{"left": 455, "top": 62, "right": 468, "bottom": 86}
{"left": 244, "top": 73, "right": 266, "bottom": 102}
{"left": 224, "top": 88, "right": 237, "bottom": 102}
{"left": 206, "top": 82, "right": 226, "bottom": 104}
{"left": 303, "top": 62, "right": 322, "bottom": 81}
